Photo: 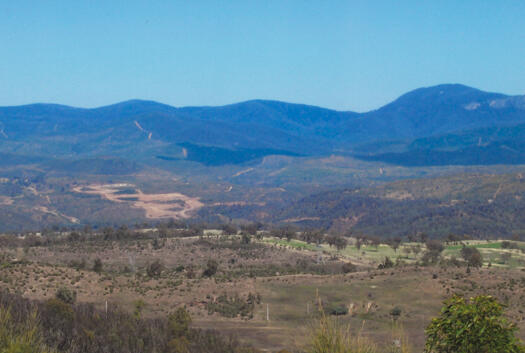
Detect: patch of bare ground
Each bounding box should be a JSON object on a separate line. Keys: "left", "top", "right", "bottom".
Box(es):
{"left": 0, "top": 196, "right": 13, "bottom": 205}
{"left": 33, "top": 206, "right": 79, "bottom": 224}
{"left": 72, "top": 183, "right": 203, "bottom": 219}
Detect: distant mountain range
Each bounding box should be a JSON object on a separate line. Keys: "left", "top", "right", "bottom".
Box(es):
{"left": 1, "top": 83, "right": 525, "bottom": 166}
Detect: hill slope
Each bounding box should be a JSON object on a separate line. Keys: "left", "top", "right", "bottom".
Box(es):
{"left": 1, "top": 84, "right": 525, "bottom": 166}
{"left": 276, "top": 172, "right": 525, "bottom": 238}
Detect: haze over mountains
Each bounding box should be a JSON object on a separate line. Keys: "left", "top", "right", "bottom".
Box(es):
{"left": 2, "top": 83, "right": 525, "bottom": 167}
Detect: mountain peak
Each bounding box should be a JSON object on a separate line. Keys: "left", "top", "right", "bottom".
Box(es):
{"left": 92, "top": 99, "right": 178, "bottom": 115}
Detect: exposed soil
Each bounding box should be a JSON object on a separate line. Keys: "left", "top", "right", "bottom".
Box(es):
{"left": 73, "top": 183, "right": 203, "bottom": 219}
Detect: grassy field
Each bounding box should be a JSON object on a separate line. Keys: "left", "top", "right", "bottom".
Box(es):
{"left": 265, "top": 237, "right": 525, "bottom": 269}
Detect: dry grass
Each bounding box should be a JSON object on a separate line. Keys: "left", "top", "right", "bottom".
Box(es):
{"left": 1, "top": 236, "right": 525, "bottom": 351}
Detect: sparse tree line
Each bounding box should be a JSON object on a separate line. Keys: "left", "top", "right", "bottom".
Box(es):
{"left": 2, "top": 221, "right": 523, "bottom": 276}
{"left": 0, "top": 217, "right": 523, "bottom": 247}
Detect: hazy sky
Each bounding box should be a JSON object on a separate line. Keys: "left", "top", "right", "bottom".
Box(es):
{"left": 1, "top": 1, "right": 524, "bottom": 111}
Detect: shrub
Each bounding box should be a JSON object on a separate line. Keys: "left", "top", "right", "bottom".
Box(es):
{"left": 378, "top": 256, "right": 394, "bottom": 269}
{"left": 93, "top": 258, "right": 103, "bottom": 273}
{"left": 425, "top": 295, "right": 525, "bottom": 353}
{"left": 325, "top": 303, "right": 348, "bottom": 316}
{"left": 147, "top": 259, "right": 164, "bottom": 278}
{"left": 168, "top": 307, "right": 192, "bottom": 338}
{"left": 55, "top": 287, "right": 77, "bottom": 304}
{"left": 342, "top": 262, "right": 357, "bottom": 274}
{"left": 202, "top": 259, "right": 218, "bottom": 277}
{"left": 206, "top": 293, "right": 257, "bottom": 319}
{"left": 389, "top": 307, "right": 402, "bottom": 321}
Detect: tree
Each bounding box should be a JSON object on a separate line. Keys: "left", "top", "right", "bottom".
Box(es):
{"left": 425, "top": 295, "right": 525, "bottom": 353}
{"left": 147, "top": 259, "right": 164, "bottom": 278}
{"left": 446, "top": 233, "right": 460, "bottom": 244}
{"left": 369, "top": 236, "right": 381, "bottom": 250}
{"left": 221, "top": 223, "right": 237, "bottom": 236}
{"left": 390, "top": 306, "right": 402, "bottom": 321}
{"left": 270, "top": 226, "right": 295, "bottom": 241}
{"left": 240, "top": 223, "right": 259, "bottom": 235}
{"left": 241, "top": 233, "right": 251, "bottom": 244}
{"left": 388, "top": 237, "right": 402, "bottom": 252}
{"left": 426, "top": 239, "right": 444, "bottom": 253}
{"left": 284, "top": 227, "right": 295, "bottom": 242}
{"left": 93, "top": 258, "right": 103, "bottom": 273}
{"left": 302, "top": 230, "right": 319, "bottom": 244}
{"left": 168, "top": 307, "right": 192, "bottom": 337}
{"left": 460, "top": 246, "right": 483, "bottom": 268}
{"left": 202, "top": 259, "right": 218, "bottom": 277}
{"left": 334, "top": 236, "right": 348, "bottom": 251}
{"left": 378, "top": 256, "right": 394, "bottom": 269}
{"left": 167, "top": 307, "right": 192, "bottom": 353}
{"left": 422, "top": 240, "right": 444, "bottom": 265}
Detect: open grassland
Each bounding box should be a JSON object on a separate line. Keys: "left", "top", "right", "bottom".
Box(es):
{"left": 1, "top": 233, "right": 525, "bottom": 351}
{"left": 265, "top": 237, "right": 525, "bottom": 269}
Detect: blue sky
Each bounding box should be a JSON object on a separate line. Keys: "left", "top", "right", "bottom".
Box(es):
{"left": 1, "top": 1, "right": 524, "bottom": 111}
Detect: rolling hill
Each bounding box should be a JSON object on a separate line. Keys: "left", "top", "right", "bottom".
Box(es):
{"left": 275, "top": 172, "right": 525, "bottom": 238}
{"left": 1, "top": 84, "right": 525, "bottom": 166}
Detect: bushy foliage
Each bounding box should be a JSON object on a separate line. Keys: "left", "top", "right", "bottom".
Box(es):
{"left": 55, "top": 287, "right": 77, "bottom": 304}
{"left": 342, "top": 262, "right": 357, "bottom": 273}
{"left": 460, "top": 246, "right": 483, "bottom": 268}
{"left": 92, "top": 258, "right": 103, "bottom": 273}
{"left": 0, "top": 291, "right": 259, "bottom": 353}
{"left": 425, "top": 295, "right": 525, "bottom": 353}
{"left": 206, "top": 292, "right": 260, "bottom": 319}
{"left": 202, "top": 259, "right": 218, "bottom": 277}
{"left": 147, "top": 259, "right": 164, "bottom": 278}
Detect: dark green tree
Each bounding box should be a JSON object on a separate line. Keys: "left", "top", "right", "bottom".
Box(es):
{"left": 425, "top": 295, "right": 525, "bottom": 353}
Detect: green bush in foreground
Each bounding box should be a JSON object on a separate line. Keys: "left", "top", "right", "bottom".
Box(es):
{"left": 425, "top": 295, "right": 525, "bottom": 353}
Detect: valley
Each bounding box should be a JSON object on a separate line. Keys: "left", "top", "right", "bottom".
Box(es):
{"left": 1, "top": 227, "right": 524, "bottom": 351}
{"left": 1, "top": 84, "right": 525, "bottom": 352}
